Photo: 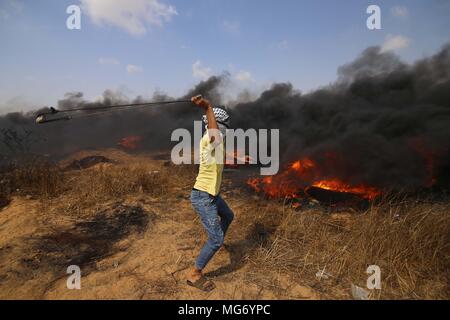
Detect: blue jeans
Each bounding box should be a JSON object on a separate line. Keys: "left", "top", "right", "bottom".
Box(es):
{"left": 190, "top": 189, "right": 234, "bottom": 270}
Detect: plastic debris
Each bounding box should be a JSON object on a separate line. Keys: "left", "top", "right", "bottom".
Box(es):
{"left": 315, "top": 268, "right": 332, "bottom": 280}
{"left": 351, "top": 284, "right": 370, "bottom": 300}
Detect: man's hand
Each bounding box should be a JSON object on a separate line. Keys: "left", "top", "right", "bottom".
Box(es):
{"left": 191, "top": 95, "right": 220, "bottom": 144}
{"left": 191, "top": 95, "right": 212, "bottom": 110}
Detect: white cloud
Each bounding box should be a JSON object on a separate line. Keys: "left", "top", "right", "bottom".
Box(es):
{"left": 98, "top": 57, "right": 120, "bottom": 65}
{"left": 127, "top": 64, "right": 143, "bottom": 74}
{"left": 222, "top": 20, "right": 240, "bottom": 35}
{"left": 381, "top": 34, "right": 411, "bottom": 53}
{"left": 277, "top": 40, "right": 289, "bottom": 50}
{"left": 235, "top": 70, "right": 254, "bottom": 84}
{"left": 80, "top": 0, "right": 178, "bottom": 36}
{"left": 192, "top": 60, "right": 212, "bottom": 80}
{"left": 391, "top": 5, "right": 409, "bottom": 18}
{"left": 9, "top": 0, "right": 23, "bottom": 12}
{"left": 0, "top": 0, "right": 23, "bottom": 21}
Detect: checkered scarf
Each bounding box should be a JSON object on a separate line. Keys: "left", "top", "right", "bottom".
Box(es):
{"left": 202, "top": 106, "right": 230, "bottom": 136}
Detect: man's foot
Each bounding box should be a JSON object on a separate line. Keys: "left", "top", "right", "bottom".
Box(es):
{"left": 186, "top": 268, "right": 216, "bottom": 292}
{"left": 187, "top": 277, "right": 216, "bottom": 292}
{"left": 187, "top": 268, "right": 202, "bottom": 283}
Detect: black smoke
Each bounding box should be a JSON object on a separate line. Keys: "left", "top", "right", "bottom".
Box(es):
{"left": 232, "top": 44, "right": 450, "bottom": 190}
{"left": 0, "top": 75, "right": 226, "bottom": 158}
{"left": 1, "top": 45, "right": 450, "bottom": 190}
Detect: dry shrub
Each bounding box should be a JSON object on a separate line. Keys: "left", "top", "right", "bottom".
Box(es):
{"left": 251, "top": 197, "right": 450, "bottom": 299}
{"left": 0, "top": 161, "right": 64, "bottom": 199}
{"left": 68, "top": 163, "right": 195, "bottom": 205}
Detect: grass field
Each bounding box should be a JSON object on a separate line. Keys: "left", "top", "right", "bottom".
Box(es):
{"left": 0, "top": 149, "right": 448, "bottom": 299}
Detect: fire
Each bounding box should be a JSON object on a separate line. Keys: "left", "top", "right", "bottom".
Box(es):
{"left": 247, "top": 157, "right": 381, "bottom": 201}
{"left": 118, "top": 136, "right": 142, "bottom": 150}
{"left": 311, "top": 179, "right": 380, "bottom": 200}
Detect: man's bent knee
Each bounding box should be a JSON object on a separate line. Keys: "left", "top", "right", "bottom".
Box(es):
{"left": 210, "top": 236, "right": 224, "bottom": 251}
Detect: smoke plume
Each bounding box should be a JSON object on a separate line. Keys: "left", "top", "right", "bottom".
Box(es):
{"left": 1, "top": 44, "right": 449, "bottom": 190}
{"left": 232, "top": 45, "right": 450, "bottom": 190}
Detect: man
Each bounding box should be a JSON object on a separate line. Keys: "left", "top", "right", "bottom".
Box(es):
{"left": 187, "top": 95, "right": 234, "bottom": 292}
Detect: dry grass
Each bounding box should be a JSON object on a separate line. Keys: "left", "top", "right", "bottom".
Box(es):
{"left": 250, "top": 196, "right": 450, "bottom": 299}
{"left": 59, "top": 162, "right": 196, "bottom": 211}
{"left": 1, "top": 157, "right": 196, "bottom": 209}
{"left": 1, "top": 155, "right": 448, "bottom": 299}
{"left": 68, "top": 165, "right": 170, "bottom": 204}
{"left": 0, "top": 161, "right": 64, "bottom": 200}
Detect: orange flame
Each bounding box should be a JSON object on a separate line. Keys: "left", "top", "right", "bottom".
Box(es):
{"left": 247, "top": 157, "right": 381, "bottom": 200}
{"left": 118, "top": 136, "right": 142, "bottom": 150}
{"left": 312, "top": 179, "right": 380, "bottom": 200}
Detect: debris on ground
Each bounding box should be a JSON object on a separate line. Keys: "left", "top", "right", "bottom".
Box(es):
{"left": 64, "top": 156, "right": 113, "bottom": 171}
{"left": 351, "top": 284, "right": 370, "bottom": 300}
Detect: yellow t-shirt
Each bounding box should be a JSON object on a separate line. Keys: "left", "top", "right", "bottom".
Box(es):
{"left": 193, "top": 133, "right": 224, "bottom": 196}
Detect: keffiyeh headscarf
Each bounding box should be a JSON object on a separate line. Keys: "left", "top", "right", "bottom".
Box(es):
{"left": 202, "top": 106, "right": 230, "bottom": 137}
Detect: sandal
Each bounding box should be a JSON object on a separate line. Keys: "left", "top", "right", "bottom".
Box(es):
{"left": 187, "top": 276, "right": 216, "bottom": 292}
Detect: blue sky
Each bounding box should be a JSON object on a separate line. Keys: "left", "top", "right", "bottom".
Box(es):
{"left": 0, "top": 0, "right": 449, "bottom": 112}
